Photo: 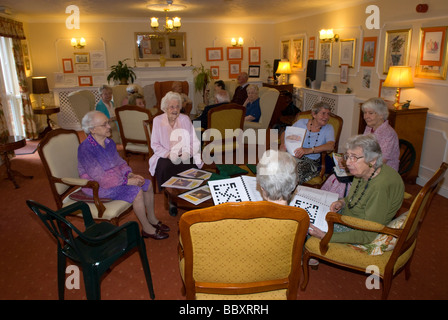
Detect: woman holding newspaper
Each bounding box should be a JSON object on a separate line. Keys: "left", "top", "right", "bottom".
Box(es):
{"left": 280, "top": 102, "right": 335, "bottom": 184}
{"left": 308, "top": 134, "right": 404, "bottom": 244}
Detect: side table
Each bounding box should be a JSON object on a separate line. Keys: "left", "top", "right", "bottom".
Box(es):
{"left": 33, "top": 106, "right": 60, "bottom": 138}
{"left": 0, "top": 136, "right": 34, "bottom": 188}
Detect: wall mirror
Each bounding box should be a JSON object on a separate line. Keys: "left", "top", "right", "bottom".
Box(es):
{"left": 135, "top": 32, "right": 186, "bottom": 61}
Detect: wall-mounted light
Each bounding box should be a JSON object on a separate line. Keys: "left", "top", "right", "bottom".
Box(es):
{"left": 71, "top": 37, "right": 86, "bottom": 49}
{"left": 319, "top": 29, "right": 339, "bottom": 42}
{"left": 231, "top": 37, "right": 244, "bottom": 46}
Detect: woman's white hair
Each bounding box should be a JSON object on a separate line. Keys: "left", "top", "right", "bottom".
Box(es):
{"left": 361, "top": 97, "right": 389, "bottom": 120}
{"left": 81, "top": 110, "right": 103, "bottom": 135}
{"left": 346, "top": 134, "right": 383, "bottom": 168}
{"left": 256, "top": 149, "right": 298, "bottom": 201}
{"left": 160, "top": 91, "right": 182, "bottom": 113}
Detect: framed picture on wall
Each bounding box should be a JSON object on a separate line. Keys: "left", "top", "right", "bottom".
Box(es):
{"left": 248, "top": 65, "right": 260, "bottom": 78}
{"left": 206, "top": 47, "right": 223, "bottom": 61}
{"left": 228, "top": 61, "right": 241, "bottom": 78}
{"left": 361, "top": 37, "right": 377, "bottom": 67}
{"left": 383, "top": 29, "right": 412, "bottom": 74}
{"left": 319, "top": 41, "right": 332, "bottom": 66}
{"left": 74, "top": 52, "right": 90, "bottom": 64}
{"left": 210, "top": 66, "right": 219, "bottom": 79}
{"left": 227, "top": 47, "right": 243, "bottom": 60}
{"left": 62, "top": 58, "right": 74, "bottom": 73}
{"left": 415, "top": 26, "right": 448, "bottom": 80}
{"left": 339, "top": 39, "right": 356, "bottom": 67}
{"left": 281, "top": 40, "right": 290, "bottom": 60}
{"left": 78, "top": 75, "right": 93, "bottom": 86}
{"left": 291, "top": 38, "right": 304, "bottom": 69}
{"left": 340, "top": 64, "right": 349, "bottom": 84}
{"left": 308, "top": 36, "right": 316, "bottom": 59}
{"left": 248, "top": 47, "right": 261, "bottom": 64}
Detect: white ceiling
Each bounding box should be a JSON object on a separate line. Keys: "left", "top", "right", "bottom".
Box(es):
{"left": 0, "top": 0, "right": 369, "bottom": 23}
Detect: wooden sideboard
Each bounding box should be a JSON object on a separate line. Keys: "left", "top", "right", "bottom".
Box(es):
{"left": 358, "top": 101, "right": 428, "bottom": 184}
{"left": 262, "top": 83, "right": 293, "bottom": 128}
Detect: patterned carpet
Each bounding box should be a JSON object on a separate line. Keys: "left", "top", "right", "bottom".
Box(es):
{"left": 1, "top": 138, "right": 447, "bottom": 300}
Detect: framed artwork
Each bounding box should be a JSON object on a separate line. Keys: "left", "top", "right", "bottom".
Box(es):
{"left": 248, "top": 47, "right": 261, "bottom": 64}
{"left": 62, "top": 58, "right": 74, "bottom": 73}
{"left": 228, "top": 61, "right": 241, "bottom": 78}
{"left": 74, "top": 52, "right": 90, "bottom": 64}
{"left": 206, "top": 47, "right": 223, "bottom": 61}
{"left": 281, "top": 40, "right": 290, "bottom": 60}
{"left": 361, "top": 37, "right": 377, "bottom": 67}
{"left": 210, "top": 66, "right": 219, "bottom": 79}
{"left": 308, "top": 36, "right": 316, "bottom": 59}
{"left": 340, "top": 64, "right": 349, "bottom": 84}
{"left": 383, "top": 29, "right": 412, "bottom": 74}
{"left": 227, "top": 47, "right": 243, "bottom": 60}
{"left": 319, "top": 41, "right": 332, "bottom": 66}
{"left": 78, "top": 75, "right": 93, "bottom": 86}
{"left": 415, "top": 26, "right": 448, "bottom": 80}
{"left": 378, "top": 79, "right": 397, "bottom": 101}
{"left": 248, "top": 65, "right": 260, "bottom": 78}
{"left": 291, "top": 38, "right": 304, "bottom": 68}
{"left": 339, "top": 39, "right": 356, "bottom": 68}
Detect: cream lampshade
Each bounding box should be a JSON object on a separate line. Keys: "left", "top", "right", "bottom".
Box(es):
{"left": 276, "top": 60, "right": 292, "bottom": 85}
{"left": 383, "top": 66, "right": 414, "bottom": 108}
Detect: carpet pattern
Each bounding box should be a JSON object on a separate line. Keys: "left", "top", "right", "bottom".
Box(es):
{"left": 0, "top": 139, "right": 447, "bottom": 300}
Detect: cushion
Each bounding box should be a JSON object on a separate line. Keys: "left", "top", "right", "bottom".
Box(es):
{"left": 347, "top": 211, "right": 409, "bottom": 255}
{"left": 68, "top": 190, "right": 112, "bottom": 203}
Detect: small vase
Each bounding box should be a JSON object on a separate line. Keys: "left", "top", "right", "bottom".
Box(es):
{"left": 159, "top": 55, "right": 166, "bottom": 67}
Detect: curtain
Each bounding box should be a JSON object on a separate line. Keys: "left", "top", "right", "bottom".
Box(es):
{"left": 0, "top": 16, "right": 38, "bottom": 139}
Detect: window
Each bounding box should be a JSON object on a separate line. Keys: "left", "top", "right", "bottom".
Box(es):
{"left": 0, "top": 36, "right": 24, "bottom": 136}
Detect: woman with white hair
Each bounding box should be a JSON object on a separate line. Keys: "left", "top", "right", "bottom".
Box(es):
{"left": 321, "top": 97, "right": 399, "bottom": 197}
{"left": 95, "top": 85, "right": 115, "bottom": 120}
{"left": 256, "top": 149, "right": 298, "bottom": 205}
{"left": 243, "top": 84, "right": 261, "bottom": 122}
{"left": 78, "top": 111, "right": 169, "bottom": 240}
{"left": 309, "top": 134, "right": 404, "bottom": 244}
{"left": 149, "top": 91, "right": 203, "bottom": 189}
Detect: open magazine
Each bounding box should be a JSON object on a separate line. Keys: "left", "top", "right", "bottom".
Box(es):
{"left": 208, "top": 175, "right": 338, "bottom": 231}
{"left": 161, "top": 176, "right": 203, "bottom": 190}
{"left": 284, "top": 126, "right": 306, "bottom": 156}
{"left": 177, "top": 168, "right": 212, "bottom": 180}
{"left": 178, "top": 185, "right": 212, "bottom": 205}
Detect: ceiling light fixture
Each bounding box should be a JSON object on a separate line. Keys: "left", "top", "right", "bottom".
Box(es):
{"left": 147, "top": 0, "right": 185, "bottom": 34}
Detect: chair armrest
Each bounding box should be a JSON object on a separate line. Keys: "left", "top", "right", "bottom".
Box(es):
{"left": 319, "top": 212, "right": 403, "bottom": 255}
{"left": 54, "top": 177, "right": 106, "bottom": 219}
{"left": 58, "top": 201, "right": 96, "bottom": 229}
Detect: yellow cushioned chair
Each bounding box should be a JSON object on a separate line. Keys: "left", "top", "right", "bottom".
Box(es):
{"left": 301, "top": 162, "right": 448, "bottom": 299}
{"left": 178, "top": 201, "right": 310, "bottom": 300}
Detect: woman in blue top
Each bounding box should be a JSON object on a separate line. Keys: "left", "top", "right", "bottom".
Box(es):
{"left": 243, "top": 84, "right": 261, "bottom": 122}
{"left": 95, "top": 85, "right": 115, "bottom": 120}
{"left": 280, "top": 102, "right": 335, "bottom": 184}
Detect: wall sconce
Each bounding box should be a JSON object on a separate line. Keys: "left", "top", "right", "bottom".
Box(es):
{"left": 231, "top": 37, "right": 244, "bottom": 46}
{"left": 71, "top": 37, "right": 86, "bottom": 49}
{"left": 319, "top": 29, "right": 339, "bottom": 42}
{"left": 275, "top": 60, "right": 292, "bottom": 85}
{"left": 383, "top": 66, "right": 414, "bottom": 108}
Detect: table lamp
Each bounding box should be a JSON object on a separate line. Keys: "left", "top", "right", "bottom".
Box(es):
{"left": 32, "top": 76, "right": 49, "bottom": 109}
{"left": 383, "top": 66, "right": 414, "bottom": 108}
{"left": 276, "top": 60, "right": 292, "bottom": 85}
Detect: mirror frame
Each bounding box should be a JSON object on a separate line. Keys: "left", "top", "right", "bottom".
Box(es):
{"left": 135, "top": 32, "right": 187, "bottom": 61}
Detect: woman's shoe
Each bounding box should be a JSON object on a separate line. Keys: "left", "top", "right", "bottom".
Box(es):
{"left": 150, "top": 221, "right": 170, "bottom": 232}
{"left": 142, "top": 229, "right": 169, "bottom": 240}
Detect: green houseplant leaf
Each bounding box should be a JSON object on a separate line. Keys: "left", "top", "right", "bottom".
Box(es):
{"left": 107, "top": 58, "right": 136, "bottom": 85}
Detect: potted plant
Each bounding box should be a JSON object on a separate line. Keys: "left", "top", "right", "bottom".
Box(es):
{"left": 107, "top": 58, "right": 136, "bottom": 85}
{"left": 264, "top": 60, "right": 274, "bottom": 83}
{"left": 193, "top": 64, "right": 212, "bottom": 104}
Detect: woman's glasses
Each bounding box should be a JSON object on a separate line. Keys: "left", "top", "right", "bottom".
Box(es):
{"left": 343, "top": 154, "right": 364, "bottom": 162}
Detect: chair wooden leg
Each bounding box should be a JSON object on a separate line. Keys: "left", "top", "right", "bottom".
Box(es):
{"left": 301, "top": 251, "right": 310, "bottom": 291}
{"left": 381, "top": 274, "right": 392, "bottom": 300}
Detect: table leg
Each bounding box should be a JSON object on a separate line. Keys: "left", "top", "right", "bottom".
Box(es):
{"left": 1, "top": 153, "right": 33, "bottom": 188}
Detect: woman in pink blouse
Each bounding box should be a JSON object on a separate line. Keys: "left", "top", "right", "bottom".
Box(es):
{"left": 321, "top": 97, "right": 400, "bottom": 198}
{"left": 149, "top": 91, "right": 203, "bottom": 189}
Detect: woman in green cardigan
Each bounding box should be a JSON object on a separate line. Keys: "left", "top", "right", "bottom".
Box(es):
{"left": 308, "top": 134, "right": 404, "bottom": 244}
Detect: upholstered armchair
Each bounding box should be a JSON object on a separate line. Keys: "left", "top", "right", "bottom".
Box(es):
{"left": 178, "top": 201, "right": 310, "bottom": 299}
{"left": 301, "top": 162, "right": 448, "bottom": 299}
{"left": 153, "top": 81, "right": 192, "bottom": 115}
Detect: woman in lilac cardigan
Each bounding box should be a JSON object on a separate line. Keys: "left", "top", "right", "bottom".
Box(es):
{"left": 78, "top": 111, "right": 169, "bottom": 240}
{"left": 321, "top": 97, "right": 399, "bottom": 198}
